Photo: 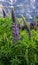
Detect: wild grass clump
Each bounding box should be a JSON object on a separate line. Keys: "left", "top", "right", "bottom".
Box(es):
{"left": 0, "top": 17, "right": 38, "bottom": 65}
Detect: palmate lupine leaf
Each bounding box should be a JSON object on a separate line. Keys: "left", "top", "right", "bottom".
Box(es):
{"left": 11, "top": 7, "right": 20, "bottom": 44}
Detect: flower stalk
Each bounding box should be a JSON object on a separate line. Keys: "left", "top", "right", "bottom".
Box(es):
{"left": 21, "top": 15, "right": 31, "bottom": 39}
{"left": 2, "top": 7, "right": 6, "bottom": 18}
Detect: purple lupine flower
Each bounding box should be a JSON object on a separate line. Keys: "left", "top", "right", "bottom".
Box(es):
{"left": 30, "top": 22, "right": 34, "bottom": 29}
{"left": 12, "top": 8, "right": 20, "bottom": 43}
{"left": 12, "top": 22, "right": 20, "bottom": 39}
{"left": 30, "top": 22, "right": 34, "bottom": 26}
{"left": 2, "top": 8, "right": 6, "bottom": 18}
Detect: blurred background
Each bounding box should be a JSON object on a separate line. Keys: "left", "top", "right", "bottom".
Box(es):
{"left": 0, "top": 0, "right": 38, "bottom": 22}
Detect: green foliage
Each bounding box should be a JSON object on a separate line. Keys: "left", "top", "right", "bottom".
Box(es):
{"left": 0, "top": 17, "right": 38, "bottom": 65}
{"left": 0, "top": 17, "right": 12, "bottom": 46}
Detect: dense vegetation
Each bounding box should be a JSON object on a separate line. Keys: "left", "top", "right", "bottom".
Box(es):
{"left": 0, "top": 17, "right": 38, "bottom": 65}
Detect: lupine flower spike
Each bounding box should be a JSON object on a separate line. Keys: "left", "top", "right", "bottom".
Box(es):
{"left": 12, "top": 7, "right": 20, "bottom": 44}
